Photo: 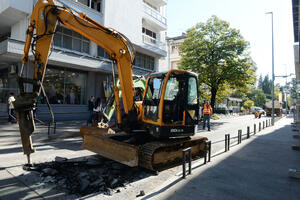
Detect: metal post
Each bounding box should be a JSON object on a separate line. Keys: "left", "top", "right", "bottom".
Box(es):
{"left": 208, "top": 141, "right": 211, "bottom": 162}
{"left": 266, "top": 120, "right": 268, "bottom": 127}
{"left": 263, "top": 121, "right": 265, "bottom": 129}
{"left": 266, "top": 12, "right": 275, "bottom": 126}
{"left": 269, "top": 119, "right": 272, "bottom": 126}
{"left": 247, "top": 126, "right": 250, "bottom": 138}
{"left": 227, "top": 134, "right": 230, "bottom": 151}
{"left": 182, "top": 151, "right": 186, "bottom": 178}
{"left": 225, "top": 134, "right": 230, "bottom": 152}
{"left": 182, "top": 147, "right": 192, "bottom": 178}
{"left": 225, "top": 134, "right": 228, "bottom": 152}
{"left": 188, "top": 150, "right": 192, "bottom": 175}
{"left": 254, "top": 124, "right": 256, "bottom": 134}
{"left": 259, "top": 122, "right": 261, "bottom": 131}
{"left": 238, "top": 130, "right": 242, "bottom": 144}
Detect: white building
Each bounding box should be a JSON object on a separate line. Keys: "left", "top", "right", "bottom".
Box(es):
{"left": 0, "top": 0, "right": 167, "bottom": 120}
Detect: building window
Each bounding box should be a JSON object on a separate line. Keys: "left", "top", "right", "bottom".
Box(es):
{"left": 54, "top": 26, "right": 90, "bottom": 54}
{"left": 97, "top": 46, "right": 109, "bottom": 59}
{"left": 134, "top": 52, "right": 155, "bottom": 70}
{"left": 171, "top": 45, "right": 178, "bottom": 54}
{"left": 40, "top": 66, "right": 87, "bottom": 105}
{"left": 142, "top": 27, "right": 156, "bottom": 39}
{"left": 79, "top": 0, "right": 102, "bottom": 13}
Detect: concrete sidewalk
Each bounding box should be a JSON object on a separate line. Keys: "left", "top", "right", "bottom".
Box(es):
{"left": 142, "top": 116, "right": 300, "bottom": 200}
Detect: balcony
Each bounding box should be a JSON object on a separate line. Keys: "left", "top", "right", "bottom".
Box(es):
{"left": 142, "top": 34, "right": 166, "bottom": 56}
{"left": 144, "top": 0, "right": 167, "bottom": 7}
{"left": 58, "top": 0, "right": 103, "bottom": 24}
{"left": 0, "top": 0, "right": 33, "bottom": 35}
{"left": 143, "top": 3, "right": 167, "bottom": 30}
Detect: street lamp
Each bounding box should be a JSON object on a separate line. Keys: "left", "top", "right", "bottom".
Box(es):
{"left": 266, "top": 11, "right": 274, "bottom": 126}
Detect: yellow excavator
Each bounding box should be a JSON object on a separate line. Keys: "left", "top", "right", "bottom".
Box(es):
{"left": 14, "top": 0, "right": 207, "bottom": 171}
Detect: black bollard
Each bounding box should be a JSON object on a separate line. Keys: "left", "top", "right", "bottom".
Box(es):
{"left": 247, "top": 126, "right": 250, "bottom": 138}
{"left": 238, "top": 130, "right": 242, "bottom": 144}
{"left": 254, "top": 124, "right": 256, "bottom": 134}
{"left": 182, "top": 147, "right": 192, "bottom": 178}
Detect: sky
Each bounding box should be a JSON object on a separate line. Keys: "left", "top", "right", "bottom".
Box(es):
{"left": 167, "top": 0, "right": 295, "bottom": 86}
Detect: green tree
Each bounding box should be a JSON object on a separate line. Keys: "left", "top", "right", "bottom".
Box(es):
{"left": 243, "top": 99, "right": 254, "bottom": 110}
{"left": 247, "top": 88, "right": 266, "bottom": 108}
{"left": 179, "top": 16, "right": 256, "bottom": 111}
{"left": 262, "top": 74, "right": 272, "bottom": 95}
{"left": 257, "top": 75, "right": 263, "bottom": 89}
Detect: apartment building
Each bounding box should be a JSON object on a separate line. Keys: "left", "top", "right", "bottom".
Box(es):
{"left": 159, "top": 33, "right": 186, "bottom": 71}
{"left": 0, "top": 0, "right": 167, "bottom": 120}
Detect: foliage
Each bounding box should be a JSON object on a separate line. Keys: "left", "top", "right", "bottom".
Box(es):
{"left": 241, "top": 106, "right": 245, "bottom": 112}
{"left": 247, "top": 88, "right": 266, "bottom": 108}
{"left": 179, "top": 15, "right": 256, "bottom": 111}
{"left": 257, "top": 75, "right": 263, "bottom": 89}
{"left": 211, "top": 113, "right": 220, "bottom": 120}
{"left": 261, "top": 74, "right": 272, "bottom": 95}
{"left": 243, "top": 99, "right": 254, "bottom": 109}
{"left": 200, "top": 83, "right": 233, "bottom": 104}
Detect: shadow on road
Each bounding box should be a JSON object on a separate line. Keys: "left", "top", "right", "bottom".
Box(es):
{"left": 142, "top": 121, "right": 300, "bottom": 200}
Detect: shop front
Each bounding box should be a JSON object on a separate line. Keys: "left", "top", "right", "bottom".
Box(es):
{"left": 0, "top": 64, "right": 18, "bottom": 118}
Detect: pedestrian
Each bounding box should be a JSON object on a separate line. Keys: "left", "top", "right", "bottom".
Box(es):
{"left": 88, "top": 96, "right": 94, "bottom": 123}
{"left": 202, "top": 101, "right": 212, "bottom": 131}
{"left": 7, "top": 93, "right": 17, "bottom": 123}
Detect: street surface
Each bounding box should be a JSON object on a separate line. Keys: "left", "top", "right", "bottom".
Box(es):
{"left": 0, "top": 114, "right": 297, "bottom": 200}
{"left": 198, "top": 114, "right": 272, "bottom": 155}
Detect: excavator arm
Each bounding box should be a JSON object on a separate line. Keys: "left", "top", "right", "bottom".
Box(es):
{"left": 14, "top": 0, "right": 135, "bottom": 164}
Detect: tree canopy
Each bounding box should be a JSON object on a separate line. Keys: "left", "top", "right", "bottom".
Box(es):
{"left": 179, "top": 16, "right": 256, "bottom": 110}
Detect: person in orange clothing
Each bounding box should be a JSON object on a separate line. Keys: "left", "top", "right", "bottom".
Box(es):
{"left": 202, "top": 101, "right": 212, "bottom": 131}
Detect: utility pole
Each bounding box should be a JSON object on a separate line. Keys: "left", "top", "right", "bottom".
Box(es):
{"left": 266, "top": 11, "right": 275, "bottom": 126}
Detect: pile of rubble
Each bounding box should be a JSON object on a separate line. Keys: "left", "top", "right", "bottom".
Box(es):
{"left": 28, "top": 155, "right": 151, "bottom": 197}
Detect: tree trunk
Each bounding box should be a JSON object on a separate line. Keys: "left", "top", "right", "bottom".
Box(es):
{"left": 210, "top": 87, "right": 217, "bottom": 113}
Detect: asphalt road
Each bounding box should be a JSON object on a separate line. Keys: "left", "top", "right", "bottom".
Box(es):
{"left": 197, "top": 114, "right": 272, "bottom": 155}
{"left": 0, "top": 114, "right": 275, "bottom": 199}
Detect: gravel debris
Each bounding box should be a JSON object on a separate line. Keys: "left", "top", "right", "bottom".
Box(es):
{"left": 27, "top": 155, "right": 153, "bottom": 197}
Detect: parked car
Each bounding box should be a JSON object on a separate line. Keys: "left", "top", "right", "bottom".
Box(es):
{"left": 251, "top": 107, "right": 265, "bottom": 115}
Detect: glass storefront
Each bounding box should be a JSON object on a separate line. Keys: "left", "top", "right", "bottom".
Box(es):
{"left": 0, "top": 67, "right": 18, "bottom": 104}
{"left": 40, "top": 66, "right": 87, "bottom": 105}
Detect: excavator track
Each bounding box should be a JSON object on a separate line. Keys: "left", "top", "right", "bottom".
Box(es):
{"left": 81, "top": 130, "right": 207, "bottom": 171}
{"left": 139, "top": 137, "right": 207, "bottom": 171}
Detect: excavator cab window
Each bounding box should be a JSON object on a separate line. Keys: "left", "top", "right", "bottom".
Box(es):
{"left": 163, "top": 73, "right": 199, "bottom": 125}
{"left": 143, "top": 76, "right": 163, "bottom": 121}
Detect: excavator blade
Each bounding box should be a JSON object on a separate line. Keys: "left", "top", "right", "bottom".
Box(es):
{"left": 81, "top": 129, "right": 207, "bottom": 171}
{"left": 81, "top": 132, "right": 139, "bottom": 167}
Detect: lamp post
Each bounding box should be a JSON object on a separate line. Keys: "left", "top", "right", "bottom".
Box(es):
{"left": 266, "top": 11, "right": 274, "bottom": 126}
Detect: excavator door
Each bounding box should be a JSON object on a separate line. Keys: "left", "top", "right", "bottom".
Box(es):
{"left": 142, "top": 70, "right": 199, "bottom": 138}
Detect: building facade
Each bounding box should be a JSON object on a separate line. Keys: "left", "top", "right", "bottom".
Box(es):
{"left": 159, "top": 33, "right": 186, "bottom": 71}
{"left": 292, "top": 0, "right": 300, "bottom": 122}
{"left": 0, "top": 0, "right": 167, "bottom": 120}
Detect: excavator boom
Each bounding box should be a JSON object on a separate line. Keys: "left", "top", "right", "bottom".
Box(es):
{"left": 15, "top": 0, "right": 136, "bottom": 164}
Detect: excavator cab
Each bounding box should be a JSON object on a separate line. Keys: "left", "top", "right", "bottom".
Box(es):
{"left": 142, "top": 70, "right": 199, "bottom": 138}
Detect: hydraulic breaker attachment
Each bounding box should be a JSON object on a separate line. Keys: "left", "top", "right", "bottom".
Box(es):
{"left": 14, "top": 93, "right": 37, "bottom": 165}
